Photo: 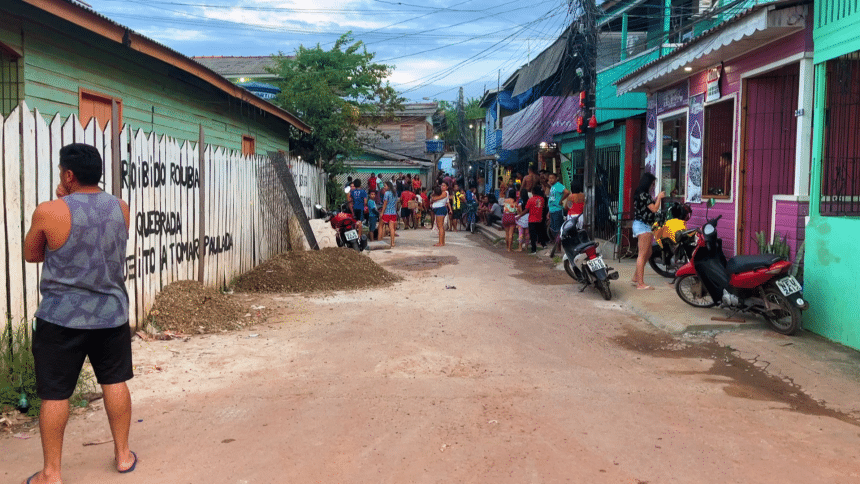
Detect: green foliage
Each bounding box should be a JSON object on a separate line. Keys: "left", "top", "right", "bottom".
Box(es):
{"left": 755, "top": 231, "right": 805, "bottom": 283}
{"left": 1, "top": 320, "right": 97, "bottom": 417}
{"left": 269, "top": 32, "right": 405, "bottom": 174}
{"left": 437, "top": 98, "right": 484, "bottom": 147}
{"left": 755, "top": 231, "right": 790, "bottom": 260}
{"left": 1, "top": 320, "right": 40, "bottom": 416}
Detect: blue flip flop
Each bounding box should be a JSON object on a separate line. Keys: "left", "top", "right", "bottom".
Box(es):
{"left": 26, "top": 472, "right": 39, "bottom": 484}
{"left": 118, "top": 451, "right": 137, "bottom": 474}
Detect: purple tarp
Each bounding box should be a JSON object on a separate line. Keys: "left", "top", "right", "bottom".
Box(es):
{"left": 501, "top": 96, "right": 580, "bottom": 150}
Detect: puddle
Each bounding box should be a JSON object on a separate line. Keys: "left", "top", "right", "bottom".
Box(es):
{"left": 612, "top": 326, "right": 860, "bottom": 427}
{"left": 384, "top": 255, "right": 459, "bottom": 271}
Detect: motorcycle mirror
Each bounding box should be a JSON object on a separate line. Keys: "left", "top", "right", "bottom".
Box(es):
{"left": 707, "top": 198, "right": 716, "bottom": 208}
{"left": 344, "top": 186, "right": 351, "bottom": 194}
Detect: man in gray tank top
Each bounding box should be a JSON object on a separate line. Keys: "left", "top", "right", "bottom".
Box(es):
{"left": 23, "top": 143, "right": 136, "bottom": 483}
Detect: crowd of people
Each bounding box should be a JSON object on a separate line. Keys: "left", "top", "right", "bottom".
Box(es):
{"left": 344, "top": 168, "right": 585, "bottom": 253}
{"left": 344, "top": 172, "right": 485, "bottom": 248}
{"left": 479, "top": 167, "right": 585, "bottom": 253}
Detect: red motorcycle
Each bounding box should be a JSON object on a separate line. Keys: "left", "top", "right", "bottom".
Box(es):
{"left": 317, "top": 204, "right": 367, "bottom": 251}
{"left": 674, "top": 214, "right": 807, "bottom": 335}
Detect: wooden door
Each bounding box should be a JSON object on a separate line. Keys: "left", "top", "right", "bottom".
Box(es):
{"left": 739, "top": 63, "right": 798, "bottom": 254}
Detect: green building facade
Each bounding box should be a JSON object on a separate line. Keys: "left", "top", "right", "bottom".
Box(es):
{"left": 804, "top": 0, "right": 860, "bottom": 350}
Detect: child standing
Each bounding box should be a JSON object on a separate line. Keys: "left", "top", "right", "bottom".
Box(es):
{"left": 367, "top": 191, "right": 379, "bottom": 241}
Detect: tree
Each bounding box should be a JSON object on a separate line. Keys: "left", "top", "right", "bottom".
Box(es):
{"left": 269, "top": 33, "right": 404, "bottom": 174}
{"left": 437, "top": 97, "right": 483, "bottom": 150}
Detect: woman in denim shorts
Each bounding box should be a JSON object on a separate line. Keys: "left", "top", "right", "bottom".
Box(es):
{"left": 632, "top": 172, "right": 665, "bottom": 290}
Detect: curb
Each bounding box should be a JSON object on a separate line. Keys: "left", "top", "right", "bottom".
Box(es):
{"left": 476, "top": 225, "right": 759, "bottom": 335}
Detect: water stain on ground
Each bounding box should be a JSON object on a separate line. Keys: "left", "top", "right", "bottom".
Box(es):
{"left": 475, "top": 233, "right": 585, "bottom": 286}
{"left": 612, "top": 326, "right": 860, "bottom": 427}
{"left": 384, "top": 255, "right": 459, "bottom": 271}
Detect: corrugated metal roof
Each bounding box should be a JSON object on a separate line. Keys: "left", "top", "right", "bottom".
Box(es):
{"left": 193, "top": 56, "right": 285, "bottom": 77}
{"left": 616, "top": 0, "right": 805, "bottom": 88}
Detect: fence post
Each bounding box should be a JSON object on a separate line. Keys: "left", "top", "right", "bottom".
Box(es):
{"left": 111, "top": 100, "right": 121, "bottom": 196}
{"left": 197, "top": 124, "right": 205, "bottom": 283}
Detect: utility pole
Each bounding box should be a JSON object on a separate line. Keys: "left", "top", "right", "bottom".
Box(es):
{"left": 457, "top": 86, "right": 468, "bottom": 184}
{"left": 581, "top": 0, "right": 598, "bottom": 234}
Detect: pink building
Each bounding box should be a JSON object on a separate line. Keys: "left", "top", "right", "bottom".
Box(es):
{"left": 617, "top": 2, "right": 813, "bottom": 259}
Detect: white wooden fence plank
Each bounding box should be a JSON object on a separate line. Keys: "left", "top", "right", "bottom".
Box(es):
{"left": 157, "top": 134, "right": 167, "bottom": 290}
{"left": 0, "top": 112, "right": 8, "bottom": 324}
{"left": 146, "top": 132, "right": 158, "bottom": 317}
{"left": 5, "top": 105, "right": 25, "bottom": 326}
{"left": 203, "top": 145, "right": 213, "bottom": 286}
{"left": 22, "top": 104, "right": 39, "bottom": 320}
{"left": 49, "top": 114, "right": 62, "bottom": 201}
{"left": 102, "top": 120, "right": 112, "bottom": 196}
{"left": 34, "top": 110, "right": 51, "bottom": 308}
{"left": 189, "top": 141, "right": 198, "bottom": 282}
{"left": 121, "top": 125, "right": 138, "bottom": 330}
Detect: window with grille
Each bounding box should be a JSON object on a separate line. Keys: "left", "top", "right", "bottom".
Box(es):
{"left": 703, "top": 98, "right": 734, "bottom": 198}
{"left": 1, "top": 48, "right": 22, "bottom": 116}
{"left": 822, "top": 55, "right": 860, "bottom": 216}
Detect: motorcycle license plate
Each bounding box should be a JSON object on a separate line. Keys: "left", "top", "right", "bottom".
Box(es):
{"left": 344, "top": 229, "right": 359, "bottom": 241}
{"left": 586, "top": 256, "right": 606, "bottom": 272}
{"left": 775, "top": 275, "right": 802, "bottom": 296}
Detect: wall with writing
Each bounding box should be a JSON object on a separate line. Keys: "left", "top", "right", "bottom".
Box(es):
{"left": 1, "top": 103, "right": 326, "bottom": 331}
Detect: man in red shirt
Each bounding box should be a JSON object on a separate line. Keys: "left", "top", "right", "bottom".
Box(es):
{"left": 518, "top": 184, "right": 545, "bottom": 254}
{"left": 399, "top": 187, "right": 415, "bottom": 229}
{"left": 368, "top": 172, "right": 377, "bottom": 192}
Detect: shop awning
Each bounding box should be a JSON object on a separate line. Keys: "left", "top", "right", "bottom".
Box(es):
{"left": 501, "top": 96, "right": 580, "bottom": 150}
{"left": 511, "top": 28, "right": 572, "bottom": 97}
{"left": 616, "top": 2, "right": 807, "bottom": 95}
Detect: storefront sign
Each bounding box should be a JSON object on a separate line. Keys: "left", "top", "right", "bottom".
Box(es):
{"left": 706, "top": 66, "right": 722, "bottom": 102}
{"left": 656, "top": 81, "right": 689, "bottom": 115}
{"left": 687, "top": 93, "right": 705, "bottom": 203}
{"left": 645, "top": 99, "right": 657, "bottom": 176}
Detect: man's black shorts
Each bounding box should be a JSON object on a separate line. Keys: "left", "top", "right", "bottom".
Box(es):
{"left": 32, "top": 318, "right": 133, "bottom": 400}
{"left": 353, "top": 209, "right": 365, "bottom": 222}
{"left": 400, "top": 207, "right": 412, "bottom": 218}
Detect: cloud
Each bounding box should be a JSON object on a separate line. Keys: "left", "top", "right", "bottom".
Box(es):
{"left": 137, "top": 28, "right": 210, "bottom": 42}
{"left": 199, "top": 0, "right": 400, "bottom": 33}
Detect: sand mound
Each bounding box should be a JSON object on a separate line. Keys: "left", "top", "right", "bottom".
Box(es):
{"left": 232, "top": 247, "right": 401, "bottom": 293}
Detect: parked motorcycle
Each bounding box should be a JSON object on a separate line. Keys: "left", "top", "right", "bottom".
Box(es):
{"left": 315, "top": 204, "right": 368, "bottom": 252}
{"left": 674, "top": 214, "right": 807, "bottom": 335}
{"left": 561, "top": 215, "right": 620, "bottom": 300}
{"left": 649, "top": 202, "right": 697, "bottom": 278}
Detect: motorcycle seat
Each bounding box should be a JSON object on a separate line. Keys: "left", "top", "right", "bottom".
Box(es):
{"left": 573, "top": 241, "right": 597, "bottom": 253}
{"left": 725, "top": 254, "right": 784, "bottom": 274}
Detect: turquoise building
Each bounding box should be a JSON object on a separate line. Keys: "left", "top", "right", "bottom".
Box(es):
{"left": 804, "top": 0, "right": 860, "bottom": 350}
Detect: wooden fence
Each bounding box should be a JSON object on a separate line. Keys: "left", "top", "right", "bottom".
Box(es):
{"left": 1, "top": 102, "right": 325, "bottom": 331}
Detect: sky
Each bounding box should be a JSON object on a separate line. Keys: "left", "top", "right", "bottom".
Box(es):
{"left": 79, "top": 0, "right": 576, "bottom": 104}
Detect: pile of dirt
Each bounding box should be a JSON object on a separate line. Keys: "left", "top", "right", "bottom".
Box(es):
{"left": 232, "top": 247, "right": 401, "bottom": 293}
{"left": 147, "top": 281, "right": 250, "bottom": 334}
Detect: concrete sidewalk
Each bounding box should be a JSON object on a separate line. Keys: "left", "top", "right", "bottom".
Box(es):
{"left": 475, "top": 221, "right": 860, "bottom": 417}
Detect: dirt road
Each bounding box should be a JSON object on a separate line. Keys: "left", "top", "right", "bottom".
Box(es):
{"left": 5, "top": 228, "right": 860, "bottom": 483}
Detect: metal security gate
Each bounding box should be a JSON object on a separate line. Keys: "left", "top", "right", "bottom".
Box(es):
{"left": 822, "top": 56, "right": 860, "bottom": 216}
{"left": 739, "top": 63, "right": 799, "bottom": 254}
{"left": 593, "top": 145, "right": 621, "bottom": 240}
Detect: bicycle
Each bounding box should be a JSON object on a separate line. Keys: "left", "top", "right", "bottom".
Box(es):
{"left": 601, "top": 211, "right": 636, "bottom": 262}
{"left": 462, "top": 200, "right": 478, "bottom": 233}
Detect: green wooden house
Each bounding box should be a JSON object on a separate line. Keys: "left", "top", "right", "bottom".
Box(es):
{"left": 804, "top": 0, "right": 860, "bottom": 351}
{"left": 0, "top": 0, "right": 310, "bottom": 154}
